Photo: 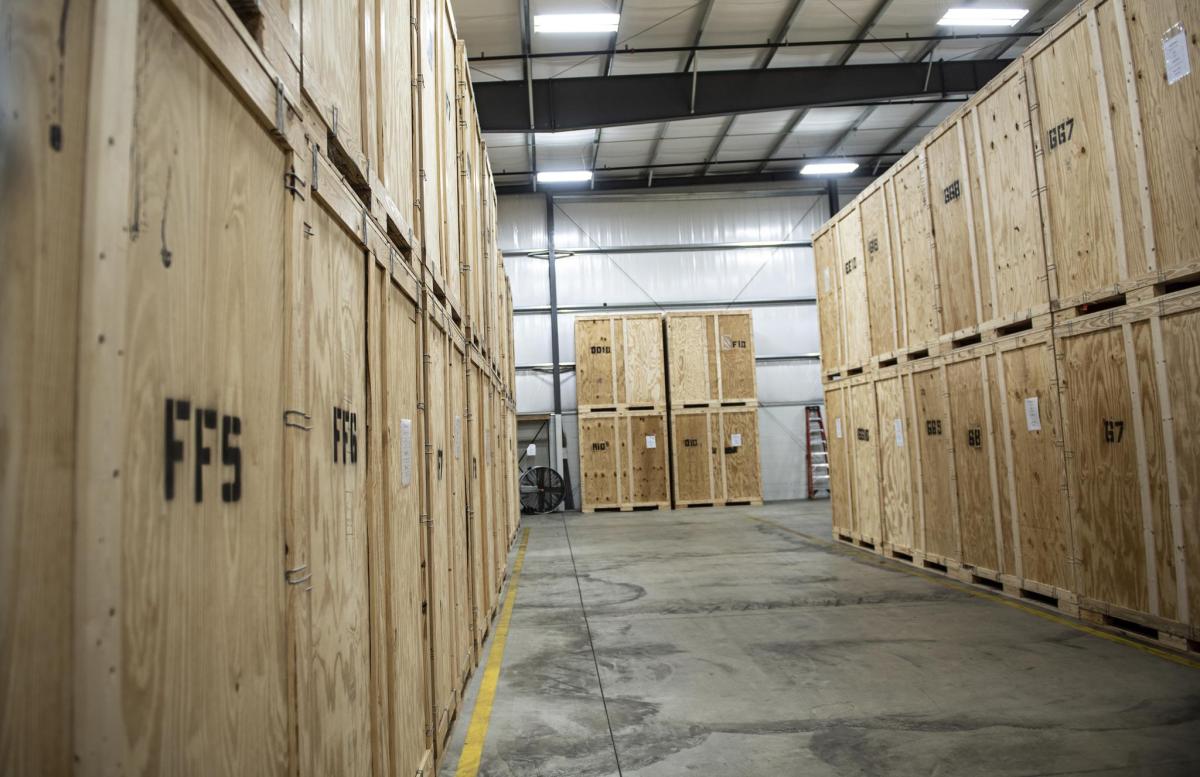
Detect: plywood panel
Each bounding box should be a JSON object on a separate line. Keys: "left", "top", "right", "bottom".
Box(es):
{"left": 416, "top": 0, "right": 443, "bottom": 280}
{"left": 974, "top": 75, "right": 1049, "bottom": 320}
{"left": 1161, "top": 307, "right": 1200, "bottom": 628}
{"left": 861, "top": 187, "right": 898, "bottom": 356}
{"left": 447, "top": 337, "right": 470, "bottom": 685}
{"left": 1124, "top": 0, "right": 1200, "bottom": 276}
{"left": 575, "top": 318, "right": 618, "bottom": 407}
{"left": 670, "top": 411, "right": 716, "bottom": 504}
{"left": 666, "top": 314, "right": 716, "bottom": 406}
{"left": 1059, "top": 326, "right": 1148, "bottom": 613}
{"left": 995, "top": 338, "right": 1072, "bottom": 590}
{"left": 912, "top": 366, "right": 957, "bottom": 558}
{"left": 297, "top": 200, "right": 372, "bottom": 777}
{"left": 837, "top": 208, "right": 871, "bottom": 366}
{"left": 0, "top": 0, "right": 90, "bottom": 770}
{"left": 1030, "top": 17, "right": 1124, "bottom": 301}
{"left": 621, "top": 315, "right": 667, "bottom": 406}
{"left": 875, "top": 376, "right": 916, "bottom": 551}
{"left": 716, "top": 312, "right": 757, "bottom": 403}
{"left": 893, "top": 157, "right": 940, "bottom": 347}
{"left": 814, "top": 227, "right": 844, "bottom": 370}
{"left": 847, "top": 381, "right": 882, "bottom": 542}
{"left": 302, "top": 0, "right": 367, "bottom": 162}
{"left": 376, "top": 0, "right": 417, "bottom": 242}
{"left": 825, "top": 386, "right": 854, "bottom": 536}
{"left": 927, "top": 126, "right": 981, "bottom": 334}
{"left": 422, "top": 306, "right": 454, "bottom": 741}
{"left": 437, "top": 1, "right": 461, "bottom": 302}
{"left": 580, "top": 416, "right": 623, "bottom": 509}
{"left": 366, "top": 262, "right": 429, "bottom": 777}
{"left": 947, "top": 355, "right": 1001, "bottom": 571}
{"left": 719, "top": 410, "right": 762, "bottom": 503}
{"left": 77, "top": 5, "right": 293, "bottom": 772}
{"left": 624, "top": 412, "right": 671, "bottom": 504}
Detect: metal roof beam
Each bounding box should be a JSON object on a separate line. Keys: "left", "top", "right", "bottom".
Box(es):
{"left": 475, "top": 58, "right": 1009, "bottom": 132}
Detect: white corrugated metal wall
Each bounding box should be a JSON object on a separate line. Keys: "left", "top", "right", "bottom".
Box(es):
{"left": 501, "top": 183, "right": 848, "bottom": 504}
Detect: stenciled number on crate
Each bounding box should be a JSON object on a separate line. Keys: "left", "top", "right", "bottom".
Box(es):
{"left": 589, "top": 345, "right": 611, "bottom": 354}
{"left": 1046, "top": 118, "right": 1075, "bottom": 151}
{"left": 1103, "top": 418, "right": 1125, "bottom": 444}
{"left": 333, "top": 407, "right": 359, "bottom": 465}
{"left": 683, "top": 438, "right": 699, "bottom": 448}
{"left": 867, "top": 237, "right": 879, "bottom": 254}
{"left": 925, "top": 419, "right": 943, "bottom": 436}
{"left": 856, "top": 428, "right": 870, "bottom": 442}
{"left": 943, "top": 180, "right": 961, "bottom": 204}
{"left": 721, "top": 335, "right": 748, "bottom": 350}
{"left": 164, "top": 398, "right": 242, "bottom": 504}
{"left": 966, "top": 427, "right": 982, "bottom": 449}
{"left": 843, "top": 255, "right": 858, "bottom": 274}
{"left": 591, "top": 441, "right": 608, "bottom": 452}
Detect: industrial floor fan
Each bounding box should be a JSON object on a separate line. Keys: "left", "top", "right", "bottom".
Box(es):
{"left": 519, "top": 466, "right": 566, "bottom": 514}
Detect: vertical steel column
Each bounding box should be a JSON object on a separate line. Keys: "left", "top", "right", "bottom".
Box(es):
{"left": 545, "top": 192, "right": 562, "bottom": 414}
{"left": 826, "top": 178, "right": 840, "bottom": 218}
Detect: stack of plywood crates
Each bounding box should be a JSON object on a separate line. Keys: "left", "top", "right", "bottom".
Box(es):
{"left": 576, "top": 311, "right": 762, "bottom": 511}
{"left": 817, "top": 0, "right": 1200, "bottom": 654}
{"left": 0, "top": 0, "right": 520, "bottom": 774}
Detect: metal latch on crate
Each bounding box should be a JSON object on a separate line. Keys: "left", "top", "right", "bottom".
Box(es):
{"left": 283, "top": 409, "right": 312, "bottom": 431}
{"left": 272, "top": 77, "right": 287, "bottom": 138}
{"left": 284, "top": 168, "right": 306, "bottom": 200}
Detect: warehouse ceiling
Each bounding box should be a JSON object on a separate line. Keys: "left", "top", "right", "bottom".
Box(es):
{"left": 452, "top": 0, "right": 1075, "bottom": 193}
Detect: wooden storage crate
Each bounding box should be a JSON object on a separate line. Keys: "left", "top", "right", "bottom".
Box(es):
{"left": 1055, "top": 286, "right": 1200, "bottom": 638}
{"left": 575, "top": 314, "right": 667, "bottom": 411}
{"left": 668, "top": 408, "right": 763, "bottom": 507}
{"left": 860, "top": 183, "right": 903, "bottom": 359}
{"left": 834, "top": 209, "right": 873, "bottom": 369}
{"left": 301, "top": 0, "right": 372, "bottom": 182}
{"left": 666, "top": 311, "right": 758, "bottom": 408}
{"left": 435, "top": 0, "right": 463, "bottom": 313}
{"left": 1, "top": 1, "right": 92, "bottom": 770}
{"left": 579, "top": 410, "right": 671, "bottom": 512}
{"left": 1028, "top": 0, "right": 1200, "bottom": 314}
{"left": 373, "top": 0, "right": 420, "bottom": 253}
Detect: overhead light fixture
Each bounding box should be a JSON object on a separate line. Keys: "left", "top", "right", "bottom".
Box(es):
{"left": 534, "top": 13, "right": 620, "bottom": 34}
{"left": 537, "top": 170, "right": 593, "bottom": 183}
{"left": 800, "top": 162, "right": 859, "bottom": 176}
{"left": 937, "top": 8, "right": 1028, "bottom": 27}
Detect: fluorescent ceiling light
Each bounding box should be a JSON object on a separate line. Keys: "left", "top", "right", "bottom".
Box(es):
{"left": 537, "top": 170, "right": 593, "bottom": 183}
{"left": 800, "top": 162, "right": 859, "bottom": 176}
{"left": 534, "top": 13, "right": 620, "bottom": 34}
{"left": 937, "top": 8, "right": 1028, "bottom": 27}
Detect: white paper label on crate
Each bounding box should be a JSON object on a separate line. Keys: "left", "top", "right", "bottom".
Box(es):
{"left": 894, "top": 418, "right": 905, "bottom": 448}
{"left": 526, "top": 443, "right": 537, "bottom": 458}
{"left": 1024, "top": 397, "right": 1042, "bottom": 432}
{"left": 400, "top": 419, "right": 413, "bottom": 487}
{"left": 1164, "top": 23, "right": 1191, "bottom": 85}
{"left": 453, "top": 417, "right": 462, "bottom": 459}
{"left": 730, "top": 433, "right": 743, "bottom": 447}
{"left": 823, "top": 266, "right": 831, "bottom": 292}
{"left": 835, "top": 417, "right": 843, "bottom": 438}
{"left": 645, "top": 435, "right": 657, "bottom": 449}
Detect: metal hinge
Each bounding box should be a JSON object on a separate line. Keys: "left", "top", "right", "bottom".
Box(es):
{"left": 284, "top": 168, "right": 306, "bottom": 200}
{"left": 283, "top": 409, "right": 312, "bottom": 431}
{"left": 417, "top": 401, "right": 425, "bottom": 411}
{"left": 272, "top": 77, "right": 287, "bottom": 138}
{"left": 424, "top": 444, "right": 434, "bottom": 455}
{"left": 310, "top": 143, "right": 320, "bottom": 191}
{"left": 285, "top": 564, "right": 312, "bottom": 589}
{"left": 331, "top": 105, "right": 339, "bottom": 138}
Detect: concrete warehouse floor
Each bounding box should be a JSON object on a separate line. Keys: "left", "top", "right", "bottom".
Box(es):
{"left": 439, "top": 501, "right": 1200, "bottom": 777}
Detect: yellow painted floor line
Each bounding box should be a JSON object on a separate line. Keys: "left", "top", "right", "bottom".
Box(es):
{"left": 455, "top": 527, "right": 532, "bottom": 777}
{"left": 746, "top": 515, "right": 1200, "bottom": 671}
